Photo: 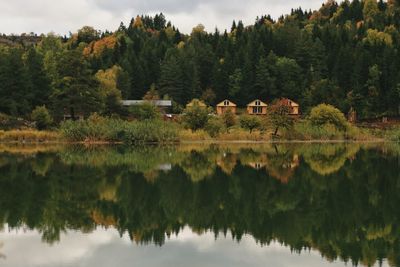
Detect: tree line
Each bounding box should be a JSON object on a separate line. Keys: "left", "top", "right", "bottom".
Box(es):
{"left": 1, "top": 0, "right": 400, "bottom": 120}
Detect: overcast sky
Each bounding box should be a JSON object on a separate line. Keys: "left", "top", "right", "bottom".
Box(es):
{"left": 0, "top": 0, "right": 325, "bottom": 35}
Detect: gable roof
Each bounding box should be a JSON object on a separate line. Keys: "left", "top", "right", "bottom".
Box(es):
{"left": 247, "top": 99, "right": 268, "bottom": 107}
{"left": 216, "top": 99, "right": 237, "bottom": 107}
{"left": 278, "top": 98, "right": 299, "bottom": 107}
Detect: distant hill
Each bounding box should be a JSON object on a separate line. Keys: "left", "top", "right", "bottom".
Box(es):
{"left": 0, "top": 34, "right": 42, "bottom": 46}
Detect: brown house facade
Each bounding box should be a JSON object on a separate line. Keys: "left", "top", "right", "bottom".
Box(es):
{"left": 247, "top": 100, "right": 268, "bottom": 115}
{"left": 216, "top": 100, "right": 237, "bottom": 115}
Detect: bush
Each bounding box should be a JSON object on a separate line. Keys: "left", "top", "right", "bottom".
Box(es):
{"left": 239, "top": 115, "right": 262, "bottom": 133}
{"left": 60, "top": 114, "right": 179, "bottom": 144}
{"left": 60, "top": 113, "right": 126, "bottom": 142}
{"left": 308, "top": 104, "right": 349, "bottom": 131}
{"left": 31, "top": 106, "right": 53, "bottom": 130}
{"left": 221, "top": 110, "right": 236, "bottom": 131}
{"left": 205, "top": 116, "right": 226, "bottom": 137}
{"left": 182, "top": 100, "right": 210, "bottom": 131}
{"left": 122, "top": 120, "right": 179, "bottom": 144}
{"left": 129, "top": 102, "right": 161, "bottom": 120}
{"left": 288, "top": 121, "right": 345, "bottom": 140}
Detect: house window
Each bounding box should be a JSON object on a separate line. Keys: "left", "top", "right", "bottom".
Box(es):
{"left": 253, "top": 107, "right": 262, "bottom": 114}
{"left": 255, "top": 100, "right": 261, "bottom": 106}
{"left": 224, "top": 100, "right": 229, "bottom": 106}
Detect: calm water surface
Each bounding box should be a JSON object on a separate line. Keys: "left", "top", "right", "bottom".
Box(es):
{"left": 0, "top": 143, "right": 399, "bottom": 267}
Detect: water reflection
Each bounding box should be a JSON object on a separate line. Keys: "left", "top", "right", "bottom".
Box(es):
{"left": 0, "top": 143, "right": 399, "bottom": 266}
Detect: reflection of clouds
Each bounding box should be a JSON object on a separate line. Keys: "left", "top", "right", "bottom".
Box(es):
{"left": 0, "top": 226, "right": 386, "bottom": 267}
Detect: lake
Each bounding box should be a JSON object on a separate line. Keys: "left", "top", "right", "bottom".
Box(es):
{"left": 0, "top": 143, "right": 399, "bottom": 267}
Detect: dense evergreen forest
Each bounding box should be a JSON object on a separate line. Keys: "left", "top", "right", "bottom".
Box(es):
{"left": 1, "top": 0, "right": 400, "bottom": 120}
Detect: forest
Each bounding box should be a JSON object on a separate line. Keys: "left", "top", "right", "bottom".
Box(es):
{"left": 1, "top": 0, "right": 400, "bottom": 121}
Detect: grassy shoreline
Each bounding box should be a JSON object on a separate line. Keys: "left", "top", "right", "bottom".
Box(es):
{"left": 0, "top": 128, "right": 396, "bottom": 144}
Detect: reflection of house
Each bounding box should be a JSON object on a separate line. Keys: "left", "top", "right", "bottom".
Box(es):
{"left": 247, "top": 100, "right": 268, "bottom": 115}
{"left": 277, "top": 98, "right": 300, "bottom": 115}
{"left": 244, "top": 154, "right": 268, "bottom": 170}
{"left": 216, "top": 100, "right": 237, "bottom": 115}
{"left": 265, "top": 154, "right": 299, "bottom": 184}
{"left": 216, "top": 153, "right": 237, "bottom": 174}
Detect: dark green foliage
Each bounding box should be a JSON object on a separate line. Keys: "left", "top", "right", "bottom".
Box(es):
{"left": 129, "top": 102, "right": 161, "bottom": 120}
{"left": 51, "top": 49, "right": 103, "bottom": 120}
{"left": 2, "top": 3, "right": 400, "bottom": 120}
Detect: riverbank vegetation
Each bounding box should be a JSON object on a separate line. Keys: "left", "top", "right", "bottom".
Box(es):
{"left": 1, "top": 101, "right": 399, "bottom": 143}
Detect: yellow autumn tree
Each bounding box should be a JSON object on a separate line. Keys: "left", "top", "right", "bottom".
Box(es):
{"left": 95, "top": 65, "right": 123, "bottom": 115}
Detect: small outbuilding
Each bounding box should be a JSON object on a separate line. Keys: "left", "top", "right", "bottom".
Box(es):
{"left": 277, "top": 98, "right": 300, "bottom": 115}
{"left": 247, "top": 99, "right": 268, "bottom": 115}
{"left": 216, "top": 100, "right": 237, "bottom": 115}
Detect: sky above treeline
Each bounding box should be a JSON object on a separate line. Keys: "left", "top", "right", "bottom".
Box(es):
{"left": 0, "top": 0, "right": 325, "bottom": 35}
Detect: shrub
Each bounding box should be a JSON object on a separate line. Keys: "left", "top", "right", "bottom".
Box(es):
{"left": 31, "top": 106, "right": 53, "bottom": 130}
{"left": 182, "top": 100, "right": 210, "bottom": 131}
{"left": 60, "top": 114, "right": 179, "bottom": 144}
{"left": 239, "top": 115, "right": 262, "bottom": 133}
{"left": 221, "top": 110, "right": 236, "bottom": 131}
{"left": 60, "top": 113, "right": 126, "bottom": 142}
{"left": 288, "top": 121, "right": 345, "bottom": 140}
{"left": 205, "top": 117, "right": 226, "bottom": 137}
{"left": 129, "top": 102, "right": 161, "bottom": 120}
{"left": 308, "top": 104, "right": 349, "bottom": 131}
{"left": 122, "top": 120, "right": 179, "bottom": 144}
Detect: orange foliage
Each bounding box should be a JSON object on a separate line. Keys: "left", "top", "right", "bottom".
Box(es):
{"left": 83, "top": 35, "right": 117, "bottom": 58}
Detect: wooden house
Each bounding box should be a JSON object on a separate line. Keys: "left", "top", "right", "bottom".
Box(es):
{"left": 216, "top": 100, "right": 237, "bottom": 115}
{"left": 247, "top": 100, "right": 268, "bottom": 115}
{"left": 277, "top": 98, "right": 300, "bottom": 115}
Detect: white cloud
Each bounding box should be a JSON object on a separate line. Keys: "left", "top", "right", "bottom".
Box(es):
{"left": 0, "top": 0, "right": 324, "bottom": 35}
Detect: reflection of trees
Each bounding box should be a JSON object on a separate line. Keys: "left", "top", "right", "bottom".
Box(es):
{"left": 264, "top": 145, "right": 299, "bottom": 184}
{"left": 301, "top": 144, "right": 360, "bottom": 175}
{"left": 0, "top": 144, "right": 399, "bottom": 266}
{"left": 180, "top": 151, "right": 216, "bottom": 182}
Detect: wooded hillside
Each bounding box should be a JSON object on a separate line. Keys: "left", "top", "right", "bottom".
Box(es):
{"left": 1, "top": 0, "right": 400, "bottom": 119}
